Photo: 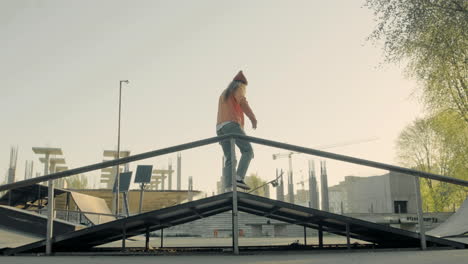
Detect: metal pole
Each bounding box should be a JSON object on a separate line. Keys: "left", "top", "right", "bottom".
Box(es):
{"left": 115, "top": 80, "right": 128, "bottom": 215}
{"left": 230, "top": 138, "right": 239, "bottom": 255}
{"left": 160, "top": 228, "right": 164, "bottom": 248}
{"left": 44, "top": 153, "right": 53, "bottom": 255}
{"left": 318, "top": 224, "right": 323, "bottom": 249}
{"left": 115, "top": 82, "right": 122, "bottom": 215}
{"left": 303, "top": 226, "right": 307, "bottom": 246}
{"left": 346, "top": 223, "right": 351, "bottom": 250}
{"left": 139, "top": 183, "right": 145, "bottom": 214}
{"left": 122, "top": 223, "right": 126, "bottom": 251}
{"left": 414, "top": 176, "right": 427, "bottom": 250}
{"left": 145, "top": 226, "right": 150, "bottom": 251}
{"left": 66, "top": 192, "right": 70, "bottom": 221}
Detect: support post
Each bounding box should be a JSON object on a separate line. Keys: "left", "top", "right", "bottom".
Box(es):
{"left": 122, "top": 223, "right": 126, "bottom": 251}
{"left": 44, "top": 153, "right": 53, "bottom": 255}
{"left": 303, "top": 226, "right": 307, "bottom": 246}
{"left": 230, "top": 138, "right": 239, "bottom": 255}
{"left": 318, "top": 224, "right": 323, "bottom": 249}
{"left": 139, "top": 183, "right": 145, "bottom": 214}
{"left": 346, "top": 223, "right": 351, "bottom": 250}
{"left": 65, "top": 192, "right": 70, "bottom": 221}
{"left": 46, "top": 179, "right": 54, "bottom": 255}
{"left": 160, "top": 228, "right": 164, "bottom": 248}
{"left": 414, "top": 176, "right": 427, "bottom": 250}
{"left": 145, "top": 226, "right": 150, "bottom": 251}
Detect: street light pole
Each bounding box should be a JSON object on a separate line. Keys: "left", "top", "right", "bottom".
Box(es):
{"left": 115, "top": 80, "right": 129, "bottom": 215}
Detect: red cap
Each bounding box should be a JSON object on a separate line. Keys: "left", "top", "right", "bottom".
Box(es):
{"left": 233, "top": 70, "right": 248, "bottom": 85}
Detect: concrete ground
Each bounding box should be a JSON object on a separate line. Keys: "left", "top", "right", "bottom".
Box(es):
{"left": 1, "top": 249, "right": 468, "bottom": 264}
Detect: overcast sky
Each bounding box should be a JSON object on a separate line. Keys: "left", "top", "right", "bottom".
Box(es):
{"left": 0, "top": 0, "right": 423, "bottom": 195}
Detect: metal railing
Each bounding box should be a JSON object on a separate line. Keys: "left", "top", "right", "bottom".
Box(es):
{"left": 1, "top": 134, "right": 467, "bottom": 255}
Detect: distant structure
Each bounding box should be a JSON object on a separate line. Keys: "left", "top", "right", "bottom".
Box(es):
{"left": 275, "top": 169, "right": 285, "bottom": 202}
{"left": 188, "top": 176, "right": 193, "bottom": 201}
{"left": 320, "top": 160, "right": 329, "bottom": 211}
{"left": 308, "top": 160, "right": 319, "bottom": 209}
{"left": 32, "top": 147, "right": 63, "bottom": 175}
{"left": 287, "top": 165, "right": 294, "bottom": 204}
{"left": 263, "top": 183, "right": 270, "bottom": 199}
{"left": 24, "top": 160, "right": 34, "bottom": 180}
{"left": 54, "top": 165, "right": 69, "bottom": 188}
{"left": 39, "top": 156, "right": 66, "bottom": 187}
{"left": 328, "top": 172, "right": 418, "bottom": 214}
{"left": 100, "top": 150, "right": 130, "bottom": 189}
{"left": 217, "top": 157, "right": 225, "bottom": 194}
{"left": 168, "top": 159, "right": 173, "bottom": 190}
{"left": 177, "top": 153, "right": 182, "bottom": 190}
{"left": 7, "top": 146, "right": 18, "bottom": 184}
{"left": 148, "top": 166, "right": 174, "bottom": 190}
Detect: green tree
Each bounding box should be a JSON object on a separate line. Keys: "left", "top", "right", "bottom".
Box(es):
{"left": 66, "top": 174, "right": 88, "bottom": 189}
{"left": 396, "top": 112, "right": 467, "bottom": 211}
{"left": 365, "top": 0, "right": 468, "bottom": 123}
{"left": 245, "top": 173, "right": 267, "bottom": 196}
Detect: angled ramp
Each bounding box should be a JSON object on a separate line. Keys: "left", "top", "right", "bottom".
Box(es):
{"left": 0, "top": 184, "right": 115, "bottom": 225}
{"left": 68, "top": 192, "right": 116, "bottom": 225}
{"left": 0, "top": 205, "right": 83, "bottom": 237}
{"left": 428, "top": 198, "right": 468, "bottom": 238}
{"left": 5, "top": 192, "right": 466, "bottom": 255}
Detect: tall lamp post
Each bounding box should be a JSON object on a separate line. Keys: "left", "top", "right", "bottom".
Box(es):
{"left": 115, "top": 80, "right": 129, "bottom": 215}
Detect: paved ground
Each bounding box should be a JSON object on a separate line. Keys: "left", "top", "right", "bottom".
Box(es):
{"left": 3, "top": 233, "right": 467, "bottom": 263}
{"left": 1, "top": 249, "right": 468, "bottom": 264}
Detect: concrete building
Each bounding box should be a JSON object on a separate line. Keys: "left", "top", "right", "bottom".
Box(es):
{"left": 328, "top": 172, "right": 417, "bottom": 214}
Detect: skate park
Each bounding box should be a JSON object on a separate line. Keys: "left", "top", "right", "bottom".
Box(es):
{"left": 1, "top": 1, "right": 467, "bottom": 263}
{"left": 0, "top": 134, "right": 467, "bottom": 257}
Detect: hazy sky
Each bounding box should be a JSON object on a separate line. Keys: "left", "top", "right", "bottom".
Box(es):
{"left": 0, "top": 0, "right": 423, "bottom": 195}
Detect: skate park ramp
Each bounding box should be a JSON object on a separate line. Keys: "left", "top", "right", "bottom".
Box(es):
{"left": 3, "top": 192, "right": 466, "bottom": 255}
{"left": 0, "top": 184, "right": 115, "bottom": 226}
{"left": 0, "top": 183, "right": 68, "bottom": 208}
{"left": 427, "top": 197, "right": 468, "bottom": 238}
{"left": 67, "top": 191, "right": 116, "bottom": 225}
{"left": 0, "top": 226, "right": 42, "bottom": 250}
{"left": 0, "top": 205, "right": 83, "bottom": 237}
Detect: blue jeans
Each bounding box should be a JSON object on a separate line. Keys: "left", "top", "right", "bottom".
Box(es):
{"left": 217, "top": 122, "right": 254, "bottom": 188}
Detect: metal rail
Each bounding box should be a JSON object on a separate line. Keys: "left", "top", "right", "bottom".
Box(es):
{"left": 1, "top": 133, "right": 466, "bottom": 254}
{"left": 0, "top": 135, "right": 229, "bottom": 192}
{"left": 238, "top": 134, "right": 468, "bottom": 187}
{"left": 1, "top": 134, "right": 466, "bottom": 193}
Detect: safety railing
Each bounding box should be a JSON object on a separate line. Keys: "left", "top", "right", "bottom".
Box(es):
{"left": 1, "top": 134, "right": 467, "bottom": 255}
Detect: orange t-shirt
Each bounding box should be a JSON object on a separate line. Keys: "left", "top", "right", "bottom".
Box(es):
{"left": 216, "top": 86, "right": 256, "bottom": 129}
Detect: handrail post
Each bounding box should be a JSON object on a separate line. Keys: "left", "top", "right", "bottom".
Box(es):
{"left": 46, "top": 179, "right": 54, "bottom": 255}
{"left": 45, "top": 153, "right": 53, "bottom": 255}
{"left": 414, "top": 176, "right": 427, "bottom": 250}
{"left": 230, "top": 137, "right": 239, "bottom": 255}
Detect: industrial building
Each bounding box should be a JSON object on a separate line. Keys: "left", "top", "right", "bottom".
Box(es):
{"left": 328, "top": 172, "right": 417, "bottom": 214}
